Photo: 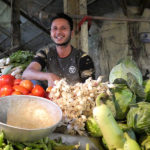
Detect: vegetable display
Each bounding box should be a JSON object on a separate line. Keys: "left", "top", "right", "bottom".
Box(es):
{"left": 1, "top": 53, "right": 150, "bottom": 149}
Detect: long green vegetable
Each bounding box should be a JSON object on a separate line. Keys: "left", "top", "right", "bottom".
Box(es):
{"left": 93, "top": 104, "right": 125, "bottom": 149}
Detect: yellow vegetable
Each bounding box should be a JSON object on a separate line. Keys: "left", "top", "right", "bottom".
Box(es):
{"left": 93, "top": 104, "right": 125, "bottom": 149}
{"left": 124, "top": 132, "right": 141, "bottom": 150}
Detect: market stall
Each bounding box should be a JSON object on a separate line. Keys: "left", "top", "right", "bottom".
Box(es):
{"left": 0, "top": 55, "right": 150, "bottom": 149}
{"left": 1, "top": 0, "right": 150, "bottom": 149}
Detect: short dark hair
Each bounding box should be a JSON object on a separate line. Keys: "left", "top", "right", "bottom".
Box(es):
{"left": 50, "top": 13, "right": 73, "bottom": 31}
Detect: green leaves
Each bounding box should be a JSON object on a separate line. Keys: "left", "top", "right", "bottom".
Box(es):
{"left": 9, "top": 50, "right": 34, "bottom": 70}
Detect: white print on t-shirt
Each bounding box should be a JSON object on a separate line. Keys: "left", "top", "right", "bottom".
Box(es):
{"left": 69, "top": 66, "right": 76, "bottom": 74}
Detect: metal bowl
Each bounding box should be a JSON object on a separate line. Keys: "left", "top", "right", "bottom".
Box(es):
{"left": 0, "top": 95, "right": 62, "bottom": 142}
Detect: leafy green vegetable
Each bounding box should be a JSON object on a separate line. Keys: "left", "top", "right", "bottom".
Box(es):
{"left": 112, "top": 84, "right": 136, "bottom": 120}
{"left": 9, "top": 50, "right": 34, "bottom": 70}
{"left": 127, "top": 102, "right": 150, "bottom": 134}
{"left": 109, "top": 57, "right": 143, "bottom": 86}
{"left": 86, "top": 117, "right": 102, "bottom": 137}
{"left": 126, "top": 73, "right": 145, "bottom": 100}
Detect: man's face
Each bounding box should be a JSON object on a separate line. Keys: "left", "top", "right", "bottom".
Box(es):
{"left": 50, "top": 18, "right": 73, "bottom": 46}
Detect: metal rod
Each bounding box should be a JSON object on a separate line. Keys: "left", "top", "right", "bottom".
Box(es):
{"left": 71, "top": 14, "right": 150, "bottom": 22}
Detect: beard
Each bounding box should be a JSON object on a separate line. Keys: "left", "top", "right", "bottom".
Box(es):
{"left": 51, "top": 33, "right": 72, "bottom": 46}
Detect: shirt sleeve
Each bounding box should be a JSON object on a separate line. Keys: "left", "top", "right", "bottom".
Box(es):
{"left": 78, "top": 54, "right": 95, "bottom": 82}
{"left": 32, "top": 48, "right": 47, "bottom": 70}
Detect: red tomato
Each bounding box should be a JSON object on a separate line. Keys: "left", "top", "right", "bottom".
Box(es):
{"left": 31, "top": 85, "right": 45, "bottom": 97}
{"left": 14, "top": 78, "right": 22, "bottom": 85}
{"left": 0, "top": 84, "right": 14, "bottom": 97}
{"left": 20, "top": 80, "right": 33, "bottom": 91}
{"left": 0, "top": 74, "right": 15, "bottom": 86}
{"left": 13, "top": 85, "right": 29, "bottom": 95}
{"left": 11, "top": 91, "right": 22, "bottom": 95}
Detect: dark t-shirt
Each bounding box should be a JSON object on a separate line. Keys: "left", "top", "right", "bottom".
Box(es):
{"left": 32, "top": 45, "right": 95, "bottom": 84}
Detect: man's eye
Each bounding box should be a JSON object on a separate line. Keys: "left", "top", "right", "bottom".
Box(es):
{"left": 51, "top": 28, "right": 57, "bottom": 31}
{"left": 62, "top": 27, "right": 66, "bottom": 30}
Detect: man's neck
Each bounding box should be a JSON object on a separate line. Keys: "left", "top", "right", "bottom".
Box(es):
{"left": 56, "top": 45, "right": 72, "bottom": 58}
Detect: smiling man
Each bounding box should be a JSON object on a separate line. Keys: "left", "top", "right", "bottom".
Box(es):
{"left": 22, "top": 13, "right": 95, "bottom": 87}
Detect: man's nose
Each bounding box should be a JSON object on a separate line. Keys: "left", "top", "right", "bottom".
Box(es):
{"left": 55, "top": 28, "right": 61, "bottom": 33}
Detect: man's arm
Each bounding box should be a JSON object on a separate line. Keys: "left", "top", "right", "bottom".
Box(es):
{"left": 22, "top": 62, "right": 60, "bottom": 87}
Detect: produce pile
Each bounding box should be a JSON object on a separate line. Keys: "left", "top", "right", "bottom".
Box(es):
{"left": 0, "top": 50, "right": 34, "bottom": 78}
{"left": 48, "top": 57, "right": 150, "bottom": 150}
{"left": 0, "top": 131, "right": 79, "bottom": 150}
{"left": 49, "top": 76, "right": 113, "bottom": 136}
{"left": 0, "top": 74, "right": 47, "bottom": 98}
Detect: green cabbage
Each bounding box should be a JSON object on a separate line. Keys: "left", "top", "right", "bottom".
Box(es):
{"left": 109, "top": 57, "right": 143, "bottom": 86}
{"left": 112, "top": 85, "right": 136, "bottom": 120}
{"left": 86, "top": 117, "right": 102, "bottom": 137}
{"left": 127, "top": 102, "right": 150, "bottom": 134}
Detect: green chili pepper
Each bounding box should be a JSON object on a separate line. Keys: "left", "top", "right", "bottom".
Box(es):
{"left": 0, "top": 131, "right": 4, "bottom": 147}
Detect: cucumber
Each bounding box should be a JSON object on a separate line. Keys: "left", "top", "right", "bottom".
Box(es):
{"left": 93, "top": 104, "right": 125, "bottom": 149}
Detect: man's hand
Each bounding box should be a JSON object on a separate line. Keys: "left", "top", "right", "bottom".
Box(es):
{"left": 22, "top": 62, "right": 60, "bottom": 87}
{"left": 47, "top": 73, "right": 60, "bottom": 87}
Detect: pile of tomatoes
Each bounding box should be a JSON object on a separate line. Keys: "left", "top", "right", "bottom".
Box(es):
{"left": 0, "top": 74, "right": 49, "bottom": 98}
